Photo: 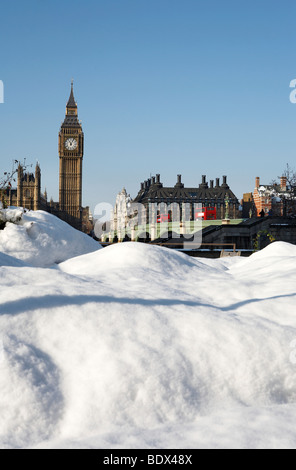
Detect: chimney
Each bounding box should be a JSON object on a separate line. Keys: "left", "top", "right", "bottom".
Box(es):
{"left": 156, "top": 174, "right": 160, "bottom": 184}
{"left": 215, "top": 178, "right": 220, "bottom": 188}
{"left": 221, "top": 175, "right": 229, "bottom": 188}
{"left": 175, "top": 174, "right": 184, "bottom": 188}
{"left": 199, "top": 175, "right": 208, "bottom": 189}
{"left": 255, "top": 177, "right": 260, "bottom": 189}
{"left": 210, "top": 180, "right": 214, "bottom": 189}
{"left": 152, "top": 176, "right": 156, "bottom": 185}
{"left": 280, "top": 176, "right": 287, "bottom": 191}
{"left": 141, "top": 182, "right": 144, "bottom": 191}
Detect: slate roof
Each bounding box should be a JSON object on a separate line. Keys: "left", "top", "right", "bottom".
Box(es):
{"left": 134, "top": 175, "right": 239, "bottom": 205}
{"left": 61, "top": 115, "right": 81, "bottom": 129}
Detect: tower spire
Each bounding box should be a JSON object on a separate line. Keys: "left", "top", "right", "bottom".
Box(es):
{"left": 62, "top": 81, "right": 81, "bottom": 127}
{"left": 66, "top": 79, "right": 77, "bottom": 108}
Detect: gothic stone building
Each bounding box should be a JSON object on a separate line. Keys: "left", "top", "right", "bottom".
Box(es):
{"left": 7, "top": 83, "right": 92, "bottom": 233}
{"left": 7, "top": 162, "right": 46, "bottom": 211}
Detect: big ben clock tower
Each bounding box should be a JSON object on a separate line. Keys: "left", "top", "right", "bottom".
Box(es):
{"left": 59, "top": 81, "right": 84, "bottom": 230}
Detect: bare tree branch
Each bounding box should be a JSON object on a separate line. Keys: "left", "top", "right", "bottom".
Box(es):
{"left": 0, "top": 159, "right": 33, "bottom": 209}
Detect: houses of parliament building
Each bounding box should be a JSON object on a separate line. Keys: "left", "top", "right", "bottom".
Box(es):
{"left": 6, "top": 83, "right": 92, "bottom": 233}
{"left": 5, "top": 83, "right": 240, "bottom": 238}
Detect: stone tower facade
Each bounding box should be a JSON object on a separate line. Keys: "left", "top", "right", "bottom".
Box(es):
{"left": 16, "top": 163, "right": 41, "bottom": 211}
{"left": 6, "top": 83, "right": 92, "bottom": 233}
{"left": 58, "top": 82, "right": 84, "bottom": 230}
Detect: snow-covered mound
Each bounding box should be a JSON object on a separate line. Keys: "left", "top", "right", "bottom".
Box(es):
{"left": 227, "top": 242, "right": 296, "bottom": 309}
{"left": 60, "top": 241, "right": 214, "bottom": 280}
{"left": 0, "top": 209, "right": 100, "bottom": 267}
{"left": 61, "top": 241, "right": 199, "bottom": 275}
{"left": 242, "top": 241, "right": 296, "bottom": 262}
{"left": 60, "top": 242, "right": 218, "bottom": 304}
{"left": 0, "top": 241, "right": 296, "bottom": 449}
{"left": 261, "top": 240, "right": 296, "bottom": 256}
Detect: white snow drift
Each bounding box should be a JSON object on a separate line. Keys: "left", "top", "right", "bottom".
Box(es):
{"left": 0, "top": 209, "right": 99, "bottom": 267}
{"left": 0, "top": 210, "right": 296, "bottom": 449}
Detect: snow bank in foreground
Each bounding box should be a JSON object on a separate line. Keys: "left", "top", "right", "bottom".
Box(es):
{"left": 60, "top": 241, "right": 213, "bottom": 280}
{"left": 0, "top": 209, "right": 100, "bottom": 267}
{"left": 0, "top": 241, "right": 296, "bottom": 449}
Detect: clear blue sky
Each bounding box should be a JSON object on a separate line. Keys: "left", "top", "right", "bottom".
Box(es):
{"left": 1, "top": 0, "right": 296, "bottom": 213}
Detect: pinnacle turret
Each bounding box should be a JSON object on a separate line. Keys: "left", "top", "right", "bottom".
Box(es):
{"left": 61, "top": 81, "right": 81, "bottom": 129}
{"left": 66, "top": 80, "right": 77, "bottom": 108}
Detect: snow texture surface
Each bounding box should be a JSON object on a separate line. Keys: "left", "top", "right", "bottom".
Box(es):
{"left": 0, "top": 210, "right": 296, "bottom": 449}
{"left": 0, "top": 209, "right": 99, "bottom": 267}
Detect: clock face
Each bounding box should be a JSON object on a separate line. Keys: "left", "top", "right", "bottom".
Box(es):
{"left": 65, "top": 138, "right": 78, "bottom": 151}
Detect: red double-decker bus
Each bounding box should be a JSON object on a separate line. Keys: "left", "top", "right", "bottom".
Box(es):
{"left": 156, "top": 213, "right": 171, "bottom": 223}
{"left": 195, "top": 207, "right": 216, "bottom": 221}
